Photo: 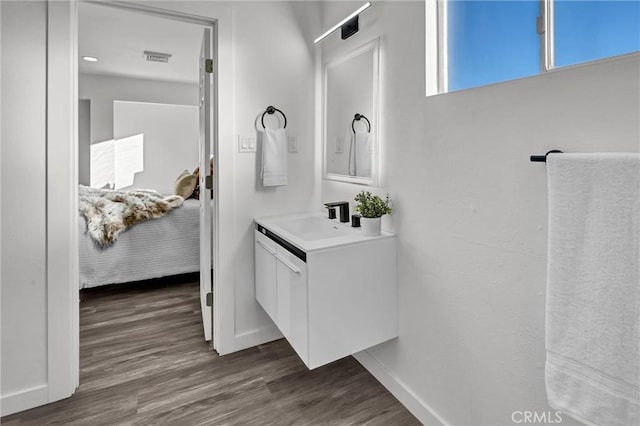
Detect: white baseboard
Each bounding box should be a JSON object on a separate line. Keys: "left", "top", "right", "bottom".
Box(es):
{"left": 353, "top": 350, "right": 448, "bottom": 426}
{"left": 233, "top": 325, "right": 283, "bottom": 353}
{"left": 1, "top": 384, "right": 49, "bottom": 417}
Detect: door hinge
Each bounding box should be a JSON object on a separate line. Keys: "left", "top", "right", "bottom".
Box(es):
{"left": 205, "top": 175, "right": 213, "bottom": 190}
{"left": 206, "top": 292, "right": 213, "bottom": 307}
{"left": 205, "top": 59, "right": 214, "bottom": 74}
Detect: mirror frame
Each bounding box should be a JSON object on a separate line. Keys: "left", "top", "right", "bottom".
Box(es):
{"left": 322, "top": 38, "right": 380, "bottom": 186}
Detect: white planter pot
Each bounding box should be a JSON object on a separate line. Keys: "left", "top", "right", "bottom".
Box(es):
{"left": 361, "top": 216, "right": 382, "bottom": 236}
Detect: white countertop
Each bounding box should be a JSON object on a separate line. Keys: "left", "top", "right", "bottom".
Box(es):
{"left": 254, "top": 211, "right": 394, "bottom": 252}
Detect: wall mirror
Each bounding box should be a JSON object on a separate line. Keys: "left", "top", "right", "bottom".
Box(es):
{"left": 323, "top": 38, "right": 379, "bottom": 186}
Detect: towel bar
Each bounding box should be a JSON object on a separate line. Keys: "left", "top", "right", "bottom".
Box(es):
{"left": 261, "top": 105, "right": 287, "bottom": 129}
{"left": 530, "top": 150, "right": 563, "bottom": 163}
{"left": 351, "top": 113, "right": 371, "bottom": 133}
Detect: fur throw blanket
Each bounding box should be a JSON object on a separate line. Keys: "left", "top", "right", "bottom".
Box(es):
{"left": 79, "top": 185, "right": 183, "bottom": 246}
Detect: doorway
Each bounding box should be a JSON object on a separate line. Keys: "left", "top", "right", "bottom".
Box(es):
{"left": 76, "top": 1, "right": 218, "bottom": 356}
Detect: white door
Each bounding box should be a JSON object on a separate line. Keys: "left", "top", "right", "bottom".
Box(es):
{"left": 199, "top": 27, "right": 213, "bottom": 341}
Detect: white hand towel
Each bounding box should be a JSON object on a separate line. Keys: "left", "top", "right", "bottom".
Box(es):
{"left": 546, "top": 152, "right": 640, "bottom": 426}
{"left": 261, "top": 128, "right": 287, "bottom": 186}
{"left": 348, "top": 132, "right": 372, "bottom": 178}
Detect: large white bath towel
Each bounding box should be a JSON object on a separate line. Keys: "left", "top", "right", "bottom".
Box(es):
{"left": 348, "top": 132, "right": 372, "bottom": 178}
{"left": 545, "top": 152, "right": 640, "bottom": 426}
{"left": 261, "top": 128, "right": 288, "bottom": 186}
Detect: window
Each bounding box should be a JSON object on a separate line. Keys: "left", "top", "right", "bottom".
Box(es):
{"left": 553, "top": 0, "right": 640, "bottom": 68}
{"left": 90, "top": 134, "right": 144, "bottom": 190}
{"left": 447, "top": 0, "right": 539, "bottom": 92}
{"left": 427, "top": 0, "right": 640, "bottom": 95}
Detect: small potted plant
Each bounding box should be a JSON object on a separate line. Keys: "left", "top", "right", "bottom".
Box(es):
{"left": 354, "top": 190, "right": 392, "bottom": 236}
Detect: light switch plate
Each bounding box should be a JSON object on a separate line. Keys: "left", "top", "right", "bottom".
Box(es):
{"left": 287, "top": 136, "right": 298, "bottom": 153}
{"left": 238, "top": 135, "right": 256, "bottom": 153}
{"left": 335, "top": 137, "right": 344, "bottom": 153}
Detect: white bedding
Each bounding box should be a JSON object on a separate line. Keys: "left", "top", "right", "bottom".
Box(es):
{"left": 79, "top": 198, "right": 200, "bottom": 289}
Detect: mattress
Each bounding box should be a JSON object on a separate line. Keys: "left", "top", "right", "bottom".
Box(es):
{"left": 79, "top": 198, "right": 200, "bottom": 289}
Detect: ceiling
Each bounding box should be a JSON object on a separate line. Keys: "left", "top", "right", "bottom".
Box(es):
{"left": 78, "top": 3, "right": 205, "bottom": 84}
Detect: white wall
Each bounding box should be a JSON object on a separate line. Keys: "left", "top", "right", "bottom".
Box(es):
{"left": 79, "top": 74, "right": 199, "bottom": 191}
{"left": 112, "top": 101, "right": 198, "bottom": 193}
{"left": 320, "top": 2, "right": 640, "bottom": 425}
{"left": 227, "top": 1, "right": 320, "bottom": 345}
{"left": 1, "top": 0, "right": 49, "bottom": 412}
{"left": 79, "top": 74, "right": 198, "bottom": 144}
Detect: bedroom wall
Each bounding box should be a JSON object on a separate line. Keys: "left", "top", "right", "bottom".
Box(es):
{"left": 319, "top": 2, "right": 640, "bottom": 425}
{"left": 1, "top": 0, "right": 49, "bottom": 412}
{"left": 112, "top": 101, "right": 199, "bottom": 193}
{"left": 79, "top": 74, "right": 199, "bottom": 189}
{"left": 79, "top": 73, "right": 198, "bottom": 144}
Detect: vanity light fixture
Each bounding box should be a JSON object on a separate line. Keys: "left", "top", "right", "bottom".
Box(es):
{"left": 82, "top": 56, "right": 99, "bottom": 62}
{"left": 313, "top": 2, "right": 372, "bottom": 44}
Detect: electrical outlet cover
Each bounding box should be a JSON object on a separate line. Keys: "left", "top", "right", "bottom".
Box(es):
{"left": 287, "top": 136, "right": 298, "bottom": 153}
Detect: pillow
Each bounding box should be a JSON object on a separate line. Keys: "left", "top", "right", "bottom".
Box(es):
{"left": 173, "top": 170, "right": 197, "bottom": 199}
{"left": 192, "top": 158, "right": 213, "bottom": 179}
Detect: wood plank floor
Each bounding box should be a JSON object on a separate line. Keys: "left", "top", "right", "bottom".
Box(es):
{"left": 2, "top": 274, "right": 419, "bottom": 425}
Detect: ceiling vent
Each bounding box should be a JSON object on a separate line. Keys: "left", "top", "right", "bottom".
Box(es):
{"left": 144, "top": 51, "right": 172, "bottom": 63}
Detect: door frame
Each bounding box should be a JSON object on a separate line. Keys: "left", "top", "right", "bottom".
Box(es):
{"left": 47, "top": 0, "right": 230, "bottom": 406}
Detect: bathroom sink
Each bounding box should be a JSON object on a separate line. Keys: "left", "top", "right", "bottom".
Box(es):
{"left": 272, "top": 216, "right": 349, "bottom": 241}
{"left": 254, "top": 212, "right": 391, "bottom": 252}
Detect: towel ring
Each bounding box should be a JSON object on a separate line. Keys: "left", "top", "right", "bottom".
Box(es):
{"left": 261, "top": 105, "right": 287, "bottom": 129}
{"left": 351, "top": 113, "right": 371, "bottom": 133}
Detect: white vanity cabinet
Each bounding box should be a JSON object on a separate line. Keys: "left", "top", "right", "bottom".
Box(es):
{"left": 254, "top": 218, "right": 398, "bottom": 370}
{"left": 255, "top": 230, "right": 309, "bottom": 362}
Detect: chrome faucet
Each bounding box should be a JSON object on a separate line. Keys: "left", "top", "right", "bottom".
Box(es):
{"left": 324, "top": 201, "right": 350, "bottom": 223}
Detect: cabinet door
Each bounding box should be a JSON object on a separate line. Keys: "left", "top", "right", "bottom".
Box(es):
{"left": 254, "top": 231, "right": 277, "bottom": 322}
{"left": 275, "top": 247, "right": 308, "bottom": 364}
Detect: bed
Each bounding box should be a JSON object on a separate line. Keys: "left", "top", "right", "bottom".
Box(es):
{"left": 79, "top": 196, "right": 200, "bottom": 289}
